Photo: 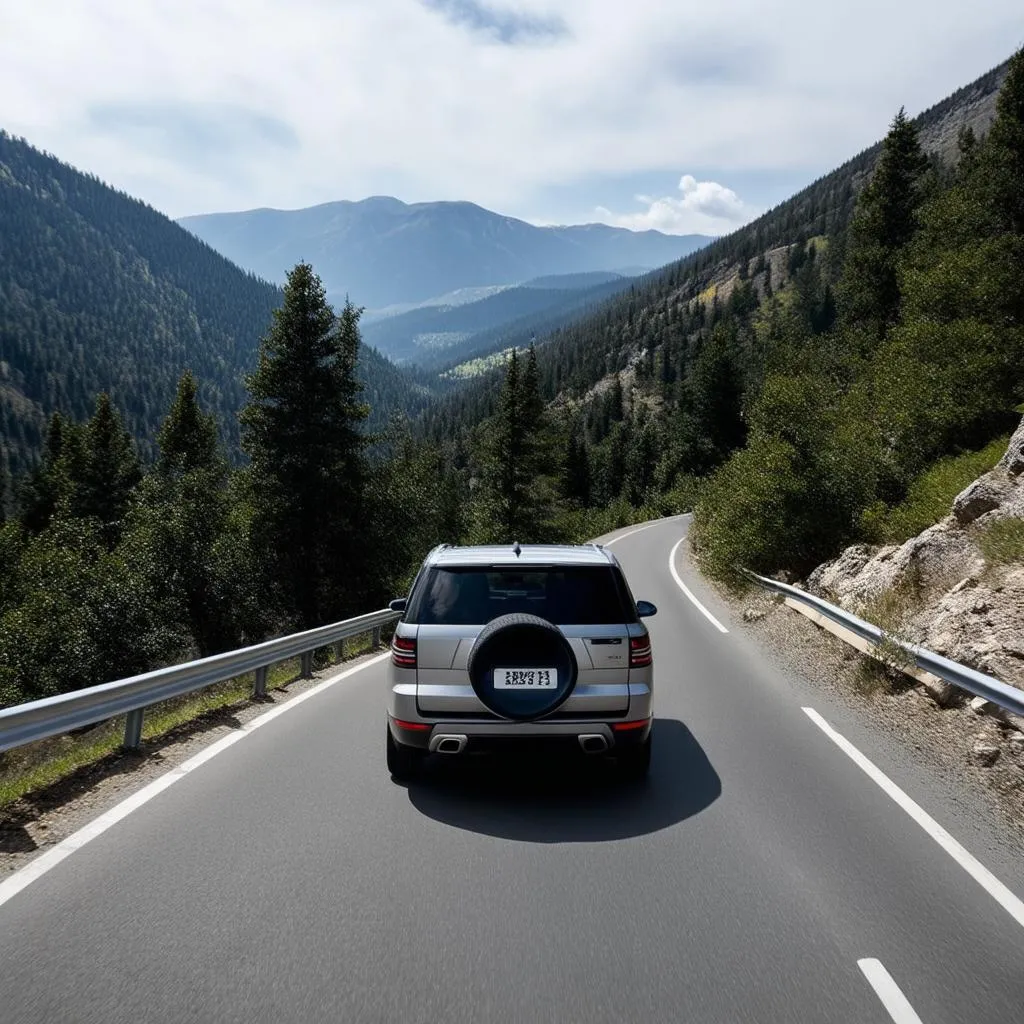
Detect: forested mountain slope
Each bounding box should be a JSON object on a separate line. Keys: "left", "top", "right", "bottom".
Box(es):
{"left": 0, "top": 132, "right": 435, "bottom": 476}
{"left": 420, "top": 56, "right": 1011, "bottom": 441}
{"left": 178, "top": 197, "right": 711, "bottom": 308}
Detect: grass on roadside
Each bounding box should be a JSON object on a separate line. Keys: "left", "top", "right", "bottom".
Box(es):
{"left": 977, "top": 517, "right": 1024, "bottom": 567}
{"left": 855, "top": 567, "right": 926, "bottom": 682}
{"left": 859, "top": 436, "right": 1011, "bottom": 545}
{"left": 0, "top": 634, "right": 377, "bottom": 812}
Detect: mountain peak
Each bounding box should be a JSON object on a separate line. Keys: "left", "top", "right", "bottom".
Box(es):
{"left": 177, "top": 200, "right": 712, "bottom": 307}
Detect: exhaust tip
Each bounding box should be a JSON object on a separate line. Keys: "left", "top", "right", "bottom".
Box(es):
{"left": 431, "top": 734, "right": 468, "bottom": 754}
{"left": 578, "top": 734, "right": 609, "bottom": 754}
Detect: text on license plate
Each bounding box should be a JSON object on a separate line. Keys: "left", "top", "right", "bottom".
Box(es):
{"left": 493, "top": 668, "right": 557, "bottom": 689}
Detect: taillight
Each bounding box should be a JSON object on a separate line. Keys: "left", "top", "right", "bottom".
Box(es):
{"left": 392, "top": 718, "right": 430, "bottom": 732}
{"left": 391, "top": 635, "right": 416, "bottom": 668}
{"left": 613, "top": 718, "right": 651, "bottom": 732}
{"left": 629, "top": 634, "right": 652, "bottom": 668}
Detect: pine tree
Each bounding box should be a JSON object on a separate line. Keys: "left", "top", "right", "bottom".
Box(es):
{"left": 624, "top": 413, "right": 659, "bottom": 505}
{"left": 562, "top": 426, "right": 591, "bottom": 506}
{"left": 21, "top": 413, "right": 73, "bottom": 533}
{"left": 983, "top": 47, "right": 1024, "bottom": 235}
{"left": 603, "top": 420, "right": 630, "bottom": 501}
{"left": 143, "top": 371, "right": 258, "bottom": 656}
{"left": 838, "top": 107, "right": 930, "bottom": 342}
{"left": 0, "top": 447, "right": 8, "bottom": 525}
{"left": 78, "top": 394, "right": 142, "bottom": 546}
{"left": 862, "top": 50, "right": 1024, "bottom": 480}
{"left": 157, "top": 371, "right": 219, "bottom": 477}
{"left": 957, "top": 125, "right": 979, "bottom": 175}
{"left": 684, "top": 324, "right": 747, "bottom": 472}
{"left": 475, "top": 348, "right": 555, "bottom": 542}
{"left": 521, "top": 343, "right": 545, "bottom": 425}
{"left": 609, "top": 373, "right": 624, "bottom": 422}
{"left": 240, "top": 263, "right": 370, "bottom": 628}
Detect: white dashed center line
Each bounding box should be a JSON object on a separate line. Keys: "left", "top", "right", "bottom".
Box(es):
{"left": 858, "top": 959, "right": 926, "bottom": 1024}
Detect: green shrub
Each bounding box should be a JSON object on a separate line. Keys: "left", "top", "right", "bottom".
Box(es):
{"left": 691, "top": 373, "right": 877, "bottom": 585}
{"left": 861, "top": 436, "right": 1010, "bottom": 544}
{"left": 659, "top": 475, "right": 704, "bottom": 515}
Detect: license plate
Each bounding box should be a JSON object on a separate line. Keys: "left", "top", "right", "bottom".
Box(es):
{"left": 493, "top": 668, "right": 557, "bottom": 689}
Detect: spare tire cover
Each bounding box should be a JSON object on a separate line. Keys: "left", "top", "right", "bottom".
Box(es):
{"left": 468, "top": 613, "right": 578, "bottom": 721}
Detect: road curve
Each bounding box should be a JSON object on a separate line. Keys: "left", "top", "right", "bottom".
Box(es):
{"left": 1, "top": 516, "right": 1022, "bottom": 1023}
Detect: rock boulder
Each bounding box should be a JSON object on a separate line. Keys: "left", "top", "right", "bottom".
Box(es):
{"left": 952, "top": 475, "right": 1012, "bottom": 525}
{"left": 998, "top": 416, "right": 1024, "bottom": 476}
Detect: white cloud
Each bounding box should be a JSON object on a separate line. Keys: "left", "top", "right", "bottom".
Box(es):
{"left": 596, "top": 175, "right": 754, "bottom": 235}
{"left": 0, "top": 1, "right": 1020, "bottom": 221}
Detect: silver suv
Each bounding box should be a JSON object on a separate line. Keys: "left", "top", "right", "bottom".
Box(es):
{"left": 385, "top": 542, "right": 657, "bottom": 782}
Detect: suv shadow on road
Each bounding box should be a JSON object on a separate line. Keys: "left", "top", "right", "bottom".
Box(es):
{"left": 403, "top": 718, "right": 720, "bottom": 843}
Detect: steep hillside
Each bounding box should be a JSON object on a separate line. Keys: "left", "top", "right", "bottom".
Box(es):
{"left": 0, "top": 132, "right": 434, "bottom": 475}
{"left": 420, "top": 56, "right": 1011, "bottom": 441}
{"left": 177, "top": 197, "right": 711, "bottom": 308}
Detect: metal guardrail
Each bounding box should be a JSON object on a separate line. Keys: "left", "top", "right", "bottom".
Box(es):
{"left": 0, "top": 608, "right": 400, "bottom": 755}
{"left": 742, "top": 569, "right": 1024, "bottom": 718}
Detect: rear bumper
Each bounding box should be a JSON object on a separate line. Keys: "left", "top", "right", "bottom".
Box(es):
{"left": 387, "top": 713, "right": 652, "bottom": 753}
{"left": 388, "top": 673, "right": 653, "bottom": 753}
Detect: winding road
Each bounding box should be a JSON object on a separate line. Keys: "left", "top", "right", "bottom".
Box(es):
{"left": 1, "top": 515, "right": 1023, "bottom": 1022}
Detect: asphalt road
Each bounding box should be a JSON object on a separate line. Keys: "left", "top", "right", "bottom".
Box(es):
{"left": 2, "top": 516, "right": 1023, "bottom": 1023}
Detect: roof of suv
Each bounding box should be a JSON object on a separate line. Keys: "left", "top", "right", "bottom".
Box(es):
{"left": 427, "top": 543, "right": 617, "bottom": 568}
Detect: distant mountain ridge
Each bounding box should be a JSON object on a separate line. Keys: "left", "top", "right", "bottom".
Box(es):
{"left": 177, "top": 197, "right": 712, "bottom": 308}
{"left": 419, "top": 55, "right": 1014, "bottom": 439}
{"left": 360, "top": 271, "right": 637, "bottom": 367}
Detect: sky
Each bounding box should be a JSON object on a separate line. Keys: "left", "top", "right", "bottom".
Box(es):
{"left": 1, "top": 1, "right": 1021, "bottom": 236}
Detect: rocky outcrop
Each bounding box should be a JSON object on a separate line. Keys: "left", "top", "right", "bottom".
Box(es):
{"left": 998, "top": 418, "right": 1024, "bottom": 476}
{"left": 805, "top": 417, "right": 1024, "bottom": 699}
{"left": 952, "top": 476, "right": 1012, "bottom": 525}
{"left": 806, "top": 518, "right": 983, "bottom": 614}
{"left": 908, "top": 566, "right": 1024, "bottom": 685}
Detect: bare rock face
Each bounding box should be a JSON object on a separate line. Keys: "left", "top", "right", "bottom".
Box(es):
{"left": 807, "top": 519, "right": 978, "bottom": 613}
{"left": 806, "top": 544, "right": 874, "bottom": 597}
{"left": 908, "top": 567, "right": 1024, "bottom": 688}
{"left": 952, "top": 475, "right": 1012, "bottom": 525}
{"left": 998, "top": 416, "right": 1024, "bottom": 476}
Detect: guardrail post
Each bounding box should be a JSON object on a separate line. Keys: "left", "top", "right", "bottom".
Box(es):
{"left": 372, "top": 625, "right": 382, "bottom": 650}
{"left": 300, "top": 651, "right": 313, "bottom": 679}
{"left": 123, "top": 709, "right": 144, "bottom": 751}
{"left": 335, "top": 640, "right": 345, "bottom": 663}
{"left": 254, "top": 666, "right": 268, "bottom": 699}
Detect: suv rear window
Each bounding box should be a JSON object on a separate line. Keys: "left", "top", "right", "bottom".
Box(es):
{"left": 405, "top": 566, "right": 636, "bottom": 626}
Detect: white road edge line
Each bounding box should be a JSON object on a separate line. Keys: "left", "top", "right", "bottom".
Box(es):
{"left": 0, "top": 652, "right": 391, "bottom": 913}
{"left": 601, "top": 514, "right": 688, "bottom": 546}
{"left": 668, "top": 537, "right": 729, "bottom": 633}
{"left": 858, "top": 959, "right": 926, "bottom": 1024}
{"left": 804, "top": 707, "right": 1024, "bottom": 931}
